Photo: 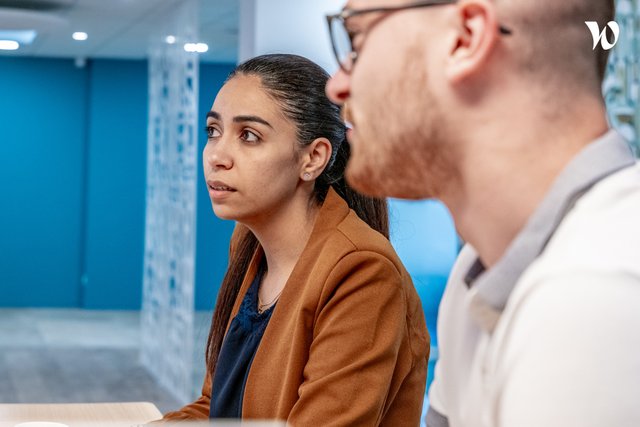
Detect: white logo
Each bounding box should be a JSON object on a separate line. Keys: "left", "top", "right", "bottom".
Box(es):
{"left": 585, "top": 21, "right": 620, "bottom": 50}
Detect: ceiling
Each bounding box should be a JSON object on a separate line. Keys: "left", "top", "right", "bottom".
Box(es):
{"left": 0, "top": 0, "right": 239, "bottom": 63}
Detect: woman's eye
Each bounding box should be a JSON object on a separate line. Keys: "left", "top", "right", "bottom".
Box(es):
{"left": 205, "top": 126, "right": 221, "bottom": 138}
{"left": 240, "top": 130, "right": 260, "bottom": 143}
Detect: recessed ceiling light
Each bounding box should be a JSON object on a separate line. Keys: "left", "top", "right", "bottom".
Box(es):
{"left": 0, "top": 40, "right": 19, "bottom": 50}
{"left": 183, "top": 42, "right": 208, "bottom": 53}
{"left": 72, "top": 32, "right": 88, "bottom": 41}
{"left": 0, "top": 30, "right": 37, "bottom": 45}
{"left": 165, "top": 35, "right": 176, "bottom": 44}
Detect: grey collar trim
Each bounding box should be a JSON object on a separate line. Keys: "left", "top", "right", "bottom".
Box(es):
{"left": 466, "top": 130, "right": 636, "bottom": 332}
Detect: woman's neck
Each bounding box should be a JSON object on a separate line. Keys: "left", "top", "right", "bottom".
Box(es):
{"left": 245, "top": 193, "right": 320, "bottom": 280}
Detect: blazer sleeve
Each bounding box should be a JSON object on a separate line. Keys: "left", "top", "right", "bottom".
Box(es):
{"left": 155, "top": 371, "right": 211, "bottom": 421}
{"left": 288, "top": 250, "right": 407, "bottom": 426}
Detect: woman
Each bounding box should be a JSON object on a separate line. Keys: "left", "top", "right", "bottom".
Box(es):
{"left": 161, "top": 54, "right": 429, "bottom": 425}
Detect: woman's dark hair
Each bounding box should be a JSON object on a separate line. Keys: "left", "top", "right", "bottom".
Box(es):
{"left": 205, "top": 54, "right": 389, "bottom": 376}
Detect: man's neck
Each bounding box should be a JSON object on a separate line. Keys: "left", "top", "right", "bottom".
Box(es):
{"left": 444, "top": 113, "right": 609, "bottom": 268}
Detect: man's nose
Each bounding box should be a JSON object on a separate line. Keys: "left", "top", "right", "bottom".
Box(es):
{"left": 326, "top": 68, "right": 351, "bottom": 105}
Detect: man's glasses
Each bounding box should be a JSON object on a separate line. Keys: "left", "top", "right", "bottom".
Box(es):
{"left": 326, "top": 0, "right": 513, "bottom": 73}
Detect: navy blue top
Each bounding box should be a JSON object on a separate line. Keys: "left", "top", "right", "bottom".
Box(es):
{"left": 210, "top": 264, "right": 275, "bottom": 419}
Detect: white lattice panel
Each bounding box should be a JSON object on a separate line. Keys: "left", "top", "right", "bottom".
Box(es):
{"left": 605, "top": 0, "right": 640, "bottom": 153}
{"left": 141, "top": 0, "right": 200, "bottom": 404}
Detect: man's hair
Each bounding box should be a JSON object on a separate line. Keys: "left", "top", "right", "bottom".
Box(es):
{"left": 502, "top": 0, "right": 616, "bottom": 90}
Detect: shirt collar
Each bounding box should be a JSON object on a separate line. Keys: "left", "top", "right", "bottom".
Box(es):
{"left": 466, "top": 130, "right": 636, "bottom": 332}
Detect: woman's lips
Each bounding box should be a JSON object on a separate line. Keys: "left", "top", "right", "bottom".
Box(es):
{"left": 207, "top": 179, "right": 237, "bottom": 200}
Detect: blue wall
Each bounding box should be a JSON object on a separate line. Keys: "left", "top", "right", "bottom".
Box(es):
{"left": 0, "top": 57, "right": 87, "bottom": 307}
{"left": 0, "top": 56, "right": 235, "bottom": 309}
{"left": 82, "top": 59, "right": 148, "bottom": 309}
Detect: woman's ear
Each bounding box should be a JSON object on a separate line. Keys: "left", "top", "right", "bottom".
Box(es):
{"left": 300, "top": 137, "right": 332, "bottom": 181}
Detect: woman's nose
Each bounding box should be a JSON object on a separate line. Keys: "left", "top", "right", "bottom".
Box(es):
{"left": 204, "top": 138, "right": 233, "bottom": 170}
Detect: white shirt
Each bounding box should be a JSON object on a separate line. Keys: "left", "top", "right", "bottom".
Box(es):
{"left": 427, "top": 131, "right": 640, "bottom": 427}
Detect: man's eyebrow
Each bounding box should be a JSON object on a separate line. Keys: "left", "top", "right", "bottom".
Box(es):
{"left": 233, "top": 115, "right": 273, "bottom": 129}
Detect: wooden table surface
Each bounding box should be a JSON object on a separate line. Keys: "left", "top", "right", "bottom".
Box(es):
{"left": 0, "top": 402, "right": 162, "bottom": 427}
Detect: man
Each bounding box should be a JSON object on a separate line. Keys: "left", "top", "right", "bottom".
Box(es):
{"left": 325, "top": 1, "right": 640, "bottom": 426}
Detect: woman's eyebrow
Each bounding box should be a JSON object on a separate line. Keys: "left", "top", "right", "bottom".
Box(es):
{"left": 206, "top": 111, "right": 221, "bottom": 121}
{"left": 233, "top": 115, "right": 273, "bottom": 129}
{"left": 206, "top": 111, "right": 273, "bottom": 130}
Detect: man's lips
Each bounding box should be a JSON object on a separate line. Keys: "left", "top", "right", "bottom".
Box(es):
{"left": 341, "top": 102, "right": 355, "bottom": 130}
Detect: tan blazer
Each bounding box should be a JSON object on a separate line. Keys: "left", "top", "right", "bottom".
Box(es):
{"left": 163, "top": 188, "right": 429, "bottom": 426}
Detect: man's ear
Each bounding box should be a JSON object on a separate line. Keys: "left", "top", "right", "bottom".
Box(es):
{"left": 300, "top": 137, "right": 332, "bottom": 181}
{"left": 445, "top": 0, "right": 500, "bottom": 83}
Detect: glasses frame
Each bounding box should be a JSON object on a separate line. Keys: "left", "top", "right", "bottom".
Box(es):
{"left": 326, "top": 0, "right": 513, "bottom": 73}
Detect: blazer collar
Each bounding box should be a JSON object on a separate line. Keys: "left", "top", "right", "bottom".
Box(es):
{"left": 229, "top": 187, "right": 351, "bottom": 322}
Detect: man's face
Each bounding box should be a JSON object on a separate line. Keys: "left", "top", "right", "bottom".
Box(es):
{"left": 326, "top": 0, "right": 452, "bottom": 199}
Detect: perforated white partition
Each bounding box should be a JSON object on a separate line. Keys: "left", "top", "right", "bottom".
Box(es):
{"left": 141, "top": 0, "right": 200, "bottom": 404}
{"left": 605, "top": 0, "right": 639, "bottom": 153}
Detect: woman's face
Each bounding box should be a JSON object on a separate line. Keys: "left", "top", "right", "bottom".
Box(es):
{"left": 203, "top": 74, "right": 305, "bottom": 224}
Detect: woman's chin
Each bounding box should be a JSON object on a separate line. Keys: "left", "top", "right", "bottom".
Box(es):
{"left": 212, "top": 205, "right": 237, "bottom": 221}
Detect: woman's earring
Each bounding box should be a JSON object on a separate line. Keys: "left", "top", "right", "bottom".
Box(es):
{"left": 303, "top": 172, "right": 311, "bottom": 180}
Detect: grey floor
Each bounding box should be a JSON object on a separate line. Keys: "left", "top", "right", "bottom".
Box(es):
{"left": 0, "top": 309, "right": 213, "bottom": 414}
